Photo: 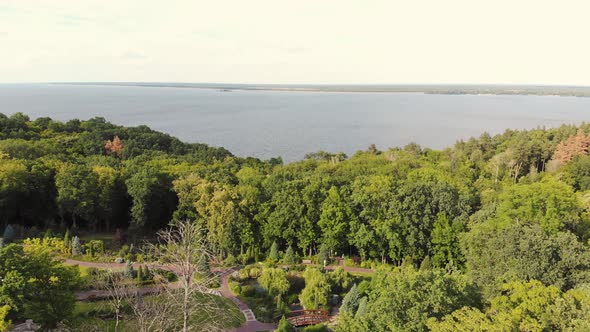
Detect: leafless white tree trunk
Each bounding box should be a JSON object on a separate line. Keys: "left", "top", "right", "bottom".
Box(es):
{"left": 146, "top": 220, "right": 222, "bottom": 332}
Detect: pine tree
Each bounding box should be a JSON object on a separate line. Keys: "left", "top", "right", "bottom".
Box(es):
{"left": 71, "top": 236, "right": 82, "bottom": 256}
{"left": 143, "top": 266, "right": 151, "bottom": 280}
{"left": 64, "top": 229, "right": 71, "bottom": 248}
{"left": 355, "top": 297, "right": 369, "bottom": 319}
{"left": 137, "top": 265, "right": 144, "bottom": 281}
{"left": 268, "top": 241, "right": 280, "bottom": 262}
{"left": 340, "top": 284, "right": 361, "bottom": 315}
{"left": 3, "top": 225, "right": 15, "bottom": 243}
{"left": 124, "top": 260, "right": 135, "bottom": 279}
{"left": 317, "top": 243, "right": 330, "bottom": 266}
{"left": 419, "top": 256, "right": 432, "bottom": 271}
{"left": 283, "top": 246, "right": 296, "bottom": 264}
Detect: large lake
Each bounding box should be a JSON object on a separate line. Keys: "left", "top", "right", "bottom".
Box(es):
{"left": 0, "top": 84, "right": 589, "bottom": 162}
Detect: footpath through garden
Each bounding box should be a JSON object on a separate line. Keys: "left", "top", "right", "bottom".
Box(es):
{"left": 63, "top": 258, "right": 373, "bottom": 331}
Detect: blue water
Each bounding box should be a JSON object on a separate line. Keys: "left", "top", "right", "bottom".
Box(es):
{"left": 0, "top": 84, "right": 588, "bottom": 162}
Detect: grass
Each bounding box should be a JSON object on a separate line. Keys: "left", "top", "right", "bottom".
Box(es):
{"left": 66, "top": 292, "right": 245, "bottom": 331}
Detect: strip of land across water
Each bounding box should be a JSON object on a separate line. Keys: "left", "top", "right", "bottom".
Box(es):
{"left": 55, "top": 82, "right": 590, "bottom": 97}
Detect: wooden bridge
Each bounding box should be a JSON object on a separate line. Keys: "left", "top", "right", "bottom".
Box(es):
{"left": 285, "top": 309, "right": 330, "bottom": 327}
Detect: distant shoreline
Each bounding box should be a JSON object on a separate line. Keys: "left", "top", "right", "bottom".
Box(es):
{"left": 52, "top": 82, "right": 590, "bottom": 97}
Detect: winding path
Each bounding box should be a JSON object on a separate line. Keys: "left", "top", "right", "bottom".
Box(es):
{"left": 63, "top": 259, "right": 277, "bottom": 332}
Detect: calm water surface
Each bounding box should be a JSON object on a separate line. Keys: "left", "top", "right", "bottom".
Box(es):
{"left": 0, "top": 84, "right": 589, "bottom": 162}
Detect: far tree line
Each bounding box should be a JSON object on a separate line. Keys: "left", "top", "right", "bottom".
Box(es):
{"left": 1, "top": 112, "right": 590, "bottom": 269}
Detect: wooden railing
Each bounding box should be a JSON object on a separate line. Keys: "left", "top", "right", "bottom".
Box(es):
{"left": 285, "top": 309, "right": 330, "bottom": 327}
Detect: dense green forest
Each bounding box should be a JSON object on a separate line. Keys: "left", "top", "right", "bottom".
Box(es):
{"left": 3, "top": 112, "right": 590, "bottom": 330}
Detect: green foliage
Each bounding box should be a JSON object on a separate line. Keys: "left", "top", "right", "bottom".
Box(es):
{"left": 462, "top": 222, "right": 590, "bottom": 299}
{"left": 71, "top": 236, "right": 82, "bottom": 256}
{"left": 22, "top": 237, "right": 68, "bottom": 256}
{"left": 318, "top": 186, "right": 355, "bottom": 253}
{"left": 84, "top": 240, "right": 105, "bottom": 257}
{"left": 63, "top": 229, "right": 71, "bottom": 248}
{"left": 427, "top": 280, "right": 590, "bottom": 332}
{"left": 283, "top": 245, "right": 296, "bottom": 264}
{"left": 317, "top": 243, "right": 330, "bottom": 266}
{"left": 276, "top": 316, "right": 296, "bottom": 332}
{"left": 337, "top": 267, "right": 481, "bottom": 332}
{"left": 268, "top": 241, "right": 280, "bottom": 262}
{"left": 340, "top": 283, "right": 361, "bottom": 315}
{"left": 0, "top": 305, "right": 10, "bottom": 332}
{"left": 300, "top": 267, "right": 331, "bottom": 309}
{"left": 330, "top": 267, "right": 353, "bottom": 294}
{"left": 302, "top": 324, "right": 329, "bottom": 332}
{"left": 355, "top": 296, "right": 369, "bottom": 319}
{"left": 495, "top": 176, "right": 581, "bottom": 233}
{"left": 0, "top": 244, "right": 81, "bottom": 327}
{"left": 258, "top": 268, "right": 290, "bottom": 307}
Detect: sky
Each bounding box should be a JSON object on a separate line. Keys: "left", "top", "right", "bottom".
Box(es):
{"left": 1, "top": 0, "right": 589, "bottom": 85}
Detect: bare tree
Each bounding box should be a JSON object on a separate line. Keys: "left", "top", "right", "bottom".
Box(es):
{"left": 97, "top": 269, "right": 179, "bottom": 332}
{"left": 99, "top": 270, "right": 129, "bottom": 331}
{"left": 125, "top": 287, "right": 176, "bottom": 332}
{"left": 146, "top": 220, "right": 221, "bottom": 332}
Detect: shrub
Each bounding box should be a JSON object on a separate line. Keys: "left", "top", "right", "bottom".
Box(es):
{"left": 23, "top": 237, "right": 68, "bottom": 256}
{"left": 118, "top": 245, "right": 130, "bottom": 257}
{"left": 224, "top": 254, "right": 237, "bottom": 266}
{"left": 86, "top": 267, "right": 100, "bottom": 276}
{"left": 2, "top": 225, "right": 15, "bottom": 242}
{"left": 241, "top": 285, "right": 256, "bottom": 297}
{"left": 276, "top": 316, "right": 296, "bottom": 332}
{"left": 289, "top": 264, "right": 306, "bottom": 272}
{"left": 302, "top": 324, "right": 329, "bottom": 332}
{"left": 248, "top": 267, "right": 262, "bottom": 279}
{"left": 229, "top": 281, "right": 242, "bottom": 295}
{"left": 84, "top": 240, "right": 105, "bottom": 257}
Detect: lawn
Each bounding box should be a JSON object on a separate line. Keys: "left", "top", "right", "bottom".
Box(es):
{"left": 66, "top": 292, "right": 245, "bottom": 331}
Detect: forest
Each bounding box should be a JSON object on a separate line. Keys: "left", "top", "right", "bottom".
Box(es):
{"left": 2, "top": 112, "right": 590, "bottom": 330}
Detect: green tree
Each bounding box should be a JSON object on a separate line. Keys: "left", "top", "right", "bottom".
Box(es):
{"left": 283, "top": 245, "right": 296, "bottom": 264}
{"left": 0, "top": 244, "right": 81, "bottom": 328}
{"left": 300, "top": 268, "right": 331, "bottom": 309}
{"left": 428, "top": 280, "right": 590, "bottom": 332}
{"left": 268, "top": 241, "right": 280, "bottom": 262}
{"left": 337, "top": 267, "right": 481, "bottom": 332}
{"left": 495, "top": 176, "right": 581, "bottom": 233}
{"left": 55, "top": 163, "right": 99, "bottom": 229}
{"left": 258, "top": 268, "right": 290, "bottom": 308}
{"left": 430, "top": 213, "right": 463, "bottom": 268}
{"left": 462, "top": 222, "right": 590, "bottom": 299}
{"left": 340, "top": 284, "right": 361, "bottom": 315}
{"left": 63, "top": 228, "right": 71, "bottom": 248}
{"left": 318, "top": 187, "right": 355, "bottom": 253}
